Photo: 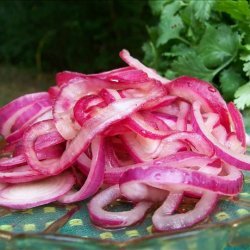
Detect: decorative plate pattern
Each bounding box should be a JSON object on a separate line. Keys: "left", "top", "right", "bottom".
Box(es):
{"left": 0, "top": 171, "right": 249, "bottom": 250}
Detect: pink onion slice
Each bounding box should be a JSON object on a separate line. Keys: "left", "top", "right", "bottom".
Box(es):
{"left": 119, "top": 164, "right": 243, "bottom": 195}
{"left": 0, "top": 155, "right": 26, "bottom": 170}
{"left": 104, "top": 151, "right": 223, "bottom": 185}
{"left": 152, "top": 191, "right": 217, "bottom": 231}
{"left": 76, "top": 153, "right": 91, "bottom": 176}
{"left": 53, "top": 76, "right": 119, "bottom": 139}
{"left": 167, "top": 76, "right": 231, "bottom": 131}
{"left": 73, "top": 95, "right": 105, "bottom": 126}
{"left": 164, "top": 131, "right": 214, "bottom": 156}
{"left": 227, "top": 102, "right": 246, "bottom": 148}
{"left": 56, "top": 67, "right": 148, "bottom": 86}
{"left": 119, "top": 49, "right": 169, "bottom": 84}
{"left": 88, "top": 184, "right": 152, "bottom": 228}
{"left": 0, "top": 92, "right": 50, "bottom": 136}
{"left": 120, "top": 182, "right": 168, "bottom": 202}
{"left": 6, "top": 106, "right": 52, "bottom": 143}
{"left": 0, "top": 145, "right": 63, "bottom": 171}
{"left": 192, "top": 101, "right": 250, "bottom": 170}
{"left": 104, "top": 138, "right": 126, "bottom": 169}
{"left": 246, "top": 133, "right": 250, "bottom": 147}
{"left": 34, "top": 130, "right": 65, "bottom": 151}
{"left": 176, "top": 101, "right": 190, "bottom": 131}
{"left": 91, "top": 67, "right": 149, "bottom": 83}
{"left": 25, "top": 88, "right": 164, "bottom": 176}
{"left": 121, "top": 133, "right": 184, "bottom": 163}
{"left": 152, "top": 191, "right": 184, "bottom": 229}
{"left": 53, "top": 75, "right": 157, "bottom": 140}
{"left": 58, "top": 136, "right": 105, "bottom": 203}
{"left": 143, "top": 96, "right": 177, "bottom": 110}
{"left": 48, "top": 86, "right": 60, "bottom": 100}
{"left": 56, "top": 71, "right": 86, "bottom": 87}
{"left": 125, "top": 113, "right": 171, "bottom": 139}
{"left": 203, "top": 112, "right": 220, "bottom": 133}
{"left": 0, "top": 171, "right": 74, "bottom": 209}
{"left": 0, "top": 165, "right": 45, "bottom": 183}
{"left": 0, "top": 183, "right": 8, "bottom": 192}
{"left": 11, "top": 99, "right": 51, "bottom": 133}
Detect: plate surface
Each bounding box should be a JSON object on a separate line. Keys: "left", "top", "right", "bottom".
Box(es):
{"left": 0, "top": 171, "right": 249, "bottom": 250}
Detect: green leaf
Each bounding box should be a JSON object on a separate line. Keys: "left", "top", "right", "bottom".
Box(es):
{"left": 180, "top": 4, "right": 206, "bottom": 43}
{"left": 215, "top": 0, "right": 250, "bottom": 22}
{"left": 149, "top": 0, "right": 170, "bottom": 15}
{"left": 240, "top": 53, "right": 250, "bottom": 62}
{"left": 142, "top": 41, "right": 157, "bottom": 68}
{"left": 146, "top": 26, "right": 159, "bottom": 43}
{"left": 219, "top": 67, "right": 244, "bottom": 101}
{"left": 156, "top": 1, "right": 184, "bottom": 46}
{"left": 240, "top": 48, "right": 250, "bottom": 77}
{"left": 234, "top": 82, "right": 250, "bottom": 110}
{"left": 197, "top": 24, "right": 240, "bottom": 69}
{"left": 243, "top": 61, "right": 250, "bottom": 77}
{"left": 165, "top": 69, "right": 177, "bottom": 80}
{"left": 163, "top": 43, "right": 192, "bottom": 57}
{"left": 171, "top": 50, "right": 214, "bottom": 81}
{"left": 189, "top": 0, "right": 216, "bottom": 21}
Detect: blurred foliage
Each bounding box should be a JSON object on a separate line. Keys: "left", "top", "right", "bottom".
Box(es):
{"left": 143, "top": 0, "right": 250, "bottom": 110}
{"left": 0, "top": 0, "right": 152, "bottom": 73}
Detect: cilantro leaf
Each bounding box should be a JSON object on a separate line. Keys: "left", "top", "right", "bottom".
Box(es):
{"left": 156, "top": 1, "right": 184, "bottom": 47}
{"left": 149, "top": 0, "right": 169, "bottom": 15}
{"left": 189, "top": 0, "right": 216, "bottom": 22}
{"left": 142, "top": 41, "right": 158, "bottom": 68}
{"left": 234, "top": 82, "right": 250, "bottom": 110}
{"left": 219, "top": 67, "right": 243, "bottom": 101}
{"left": 171, "top": 50, "right": 214, "bottom": 81}
{"left": 197, "top": 24, "right": 240, "bottom": 69}
{"left": 215, "top": 0, "right": 250, "bottom": 22}
{"left": 143, "top": 0, "right": 250, "bottom": 110}
{"left": 244, "top": 61, "right": 250, "bottom": 77}
{"left": 240, "top": 45, "right": 250, "bottom": 77}
{"left": 163, "top": 43, "right": 192, "bottom": 57}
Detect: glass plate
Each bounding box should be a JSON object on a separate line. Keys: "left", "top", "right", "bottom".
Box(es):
{"left": 0, "top": 171, "right": 249, "bottom": 250}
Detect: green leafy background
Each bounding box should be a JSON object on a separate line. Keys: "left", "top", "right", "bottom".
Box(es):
{"left": 144, "top": 0, "right": 250, "bottom": 111}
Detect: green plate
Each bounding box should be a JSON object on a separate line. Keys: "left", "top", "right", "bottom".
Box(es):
{"left": 0, "top": 172, "right": 249, "bottom": 250}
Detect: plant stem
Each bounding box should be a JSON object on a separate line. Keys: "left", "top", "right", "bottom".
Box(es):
{"left": 212, "top": 52, "right": 237, "bottom": 77}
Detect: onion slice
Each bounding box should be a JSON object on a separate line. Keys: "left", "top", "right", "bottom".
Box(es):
{"left": 227, "top": 102, "right": 246, "bottom": 148}
{"left": 167, "top": 76, "right": 230, "bottom": 131}
{"left": 119, "top": 49, "right": 169, "bottom": 84}
{"left": 0, "top": 171, "right": 74, "bottom": 209}
{"left": 119, "top": 164, "right": 243, "bottom": 195}
{"left": 120, "top": 182, "right": 168, "bottom": 202}
{"left": 192, "top": 101, "right": 250, "bottom": 170}
{"left": 104, "top": 151, "right": 223, "bottom": 185}
{"left": 88, "top": 184, "right": 152, "bottom": 228}
{"left": 153, "top": 191, "right": 217, "bottom": 231}
{"left": 59, "top": 136, "right": 105, "bottom": 203}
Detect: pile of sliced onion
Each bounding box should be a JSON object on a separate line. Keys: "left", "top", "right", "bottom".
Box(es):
{"left": 0, "top": 49, "right": 249, "bottom": 232}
